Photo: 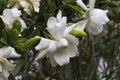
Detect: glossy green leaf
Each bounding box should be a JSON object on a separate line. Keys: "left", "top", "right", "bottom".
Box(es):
{"left": 25, "top": 37, "right": 40, "bottom": 49}
{"left": 12, "top": 20, "right": 22, "bottom": 34}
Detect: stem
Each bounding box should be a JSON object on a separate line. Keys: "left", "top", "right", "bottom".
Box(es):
{"left": 22, "top": 49, "right": 37, "bottom": 80}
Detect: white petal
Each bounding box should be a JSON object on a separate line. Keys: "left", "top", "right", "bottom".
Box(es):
{"left": 87, "top": 9, "right": 109, "bottom": 35}
{"left": 76, "top": 20, "right": 88, "bottom": 30}
{"left": 76, "top": 0, "right": 88, "bottom": 10}
{"left": 47, "top": 17, "right": 56, "bottom": 29}
{"left": 65, "top": 23, "right": 77, "bottom": 34}
{"left": 0, "top": 47, "right": 11, "bottom": 58}
{"left": 47, "top": 41, "right": 57, "bottom": 56}
{"left": 35, "top": 49, "right": 49, "bottom": 60}
{"left": 20, "top": 1, "right": 31, "bottom": 14}
{"left": 54, "top": 50, "right": 70, "bottom": 66}
{"left": 89, "top": 0, "right": 96, "bottom": 12}
{"left": 90, "top": 9, "right": 109, "bottom": 25}
{"left": 18, "top": 18, "right": 27, "bottom": 32}
{"left": 9, "top": 47, "right": 21, "bottom": 58}
{"left": 20, "top": 1, "right": 29, "bottom": 8}
{"left": 35, "top": 38, "right": 56, "bottom": 60}
{"left": 56, "top": 10, "right": 62, "bottom": 22}
{"left": 11, "top": 8, "right": 21, "bottom": 17}
{"left": 87, "top": 21, "right": 103, "bottom": 35}
{"left": 57, "top": 38, "right": 68, "bottom": 49}
{"left": 1, "top": 9, "right": 15, "bottom": 29}
{"left": 63, "top": 34, "right": 79, "bottom": 45}
{"left": 47, "top": 17, "right": 67, "bottom": 39}
{"left": 32, "top": 2, "right": 40, "bottom": 12}
{"left": 1, "top": 8, "right": 21, "bottom": 30}
{"left": 67, "top": 43, "right": 78, "bottom": 57}
{"left": 35, "top": 37, "right": 54, "bottom": 50}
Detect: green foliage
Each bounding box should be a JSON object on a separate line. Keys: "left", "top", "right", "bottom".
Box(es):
{"left": 66, "top": 4, "right": 85, "bottom": 15}
{"left": 0, "top": 0, "right": 120, "bottom": 80}
{"left": 24, "top": 37, "right": 40, "bottom": 49}
{"left": 0, "top": 0, "right": 8, "bottom": 11}
{"left": 12, "top": 20, "right": 22, "bottom": 34}
{"left": 108, "top": 6, "right": 120, "bottom": 23}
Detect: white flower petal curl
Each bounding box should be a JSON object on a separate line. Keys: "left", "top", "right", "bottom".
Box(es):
{"left": 0, "top": 47, "right": 20, "bottom": 58}
{"left": 1, "top": 8, "right": 27, "bottom": 32}
{"left": 47, "top": 16, "right": 67, "bottom": 39}
{"left": 54, "top": 50, "right": 70, "bottom": 66}
{"left": 57, "top": 38, "right": 68, "bottom": 49}
{"left": 18, "top": 18, "right": 27, "bottom": 32}
{"left": 35, "top": 38, "right": 57, "bottom": 60}
{"left": 9, "top": 47, "right": 21, "bottom": 58}
{"left": 56, "top": 10, "right": 62, "bottom": 22}
{"left": 89, "top": 0, "right": 96, "bottom": 12}
{"left": 76, "top": 0, "right": 88, "bottom": 10}
{"left": 0, "top": 58, "right": 15, "bottom": 80}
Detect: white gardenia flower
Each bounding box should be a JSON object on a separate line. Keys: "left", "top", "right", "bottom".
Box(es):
{"left": 76, "top": 0, "right": 109, "bottom": 35}
{"left": 7, "top": 0, "right": 41, "bottom": 15}
{"left": 0, "top": 46, "right": 21, "bottom": 80}
{"left": 35, "top": 10, "right": 79, "bottom": 67}
{"left": 0, "top": 8, "right": 26, "bottom": 32}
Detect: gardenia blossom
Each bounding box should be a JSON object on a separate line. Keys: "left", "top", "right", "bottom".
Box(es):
{"left": 35, "top": 10, "right": 79, "bottom": 67}
{"left": 76, "top": 0, "right": 109, "bottom": 35}
{"left": 7, "top": 0, "right": 41, "bottom": 15}
{"left": 0, "top": 8, "right": 26, "bottom": 32}
{"left": 0, "top": 46, "right": 21, "bottom": 80}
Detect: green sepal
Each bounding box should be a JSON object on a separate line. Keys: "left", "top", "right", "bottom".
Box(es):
{"left": 70, "top": 28, "right": 87, "bottom": 36}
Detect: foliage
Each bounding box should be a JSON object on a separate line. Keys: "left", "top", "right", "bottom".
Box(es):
{"left": 0, "top": 0, "right": 120, "bottom": 80}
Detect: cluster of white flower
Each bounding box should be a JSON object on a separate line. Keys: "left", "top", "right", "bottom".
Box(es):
{"left": 0, "top": 0, "right": 109, "bottom": 79}
{"left": 35, "top": 10, "right": 79, "bottom": 67}
{"left": 0, "top": 0, "right": 41, "bottom": 79}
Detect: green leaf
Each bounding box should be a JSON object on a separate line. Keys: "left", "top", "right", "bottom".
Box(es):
{"left": 25, "top": 37, "right": 40, "bottom": 49}
{"left": 0, "top": 37, "right": 8, "bottom": 45}
{"left": 0, "top": 0, "right": 8, "bottom": 11}
{"left": 65, "top": 0, "right": 76, "bottom": 3}
{"left": 3, "top": 29, "right": 19, "bottom": 45}
{"left": 44, "top": 0, "right": 56, "bottom": 23}
{"left": 108, "top": 7, "right": 120, "bottom": 23}
{"left": 0, "top": 17, "right": 5, "bottom": 37}
{"left": 8, "top": 29, "right": 19, "bottom": 45}
{"left": 12, "top": 20, "right": 22, "bottom": 34}
{"left": 13, "top": 42, "right": 26, "bottom": 53}
{"left": 66, "top": 4, "right": 85, "bottom": 15}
